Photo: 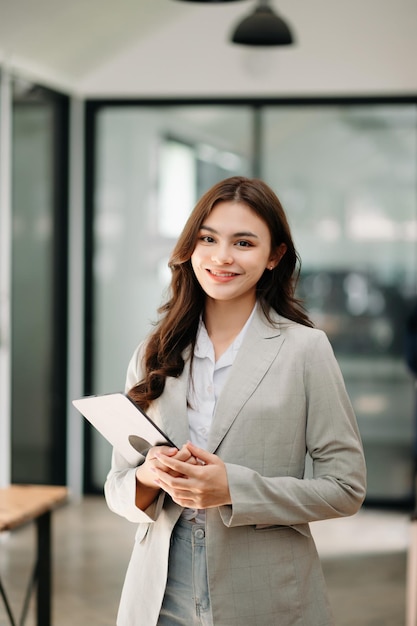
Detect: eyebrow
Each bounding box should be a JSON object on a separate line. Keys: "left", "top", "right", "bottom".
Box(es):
{"left": 200, "top": 225, "right": 259, "bottom": 239}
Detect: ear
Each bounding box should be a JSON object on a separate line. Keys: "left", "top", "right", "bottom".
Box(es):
{"left": 267, "top": 243, "right": 287, "bottom": 270}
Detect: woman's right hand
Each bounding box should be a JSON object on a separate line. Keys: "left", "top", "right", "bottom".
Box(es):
{"left": 134, "top": 444, "right": 197, "bottom": 510}
{"left": 137, "top": 444, "right": 197, "bottom": 486}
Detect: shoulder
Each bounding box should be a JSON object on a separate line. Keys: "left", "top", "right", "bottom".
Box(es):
{"left": 125, "top": 340, "right": 147, "bottom": 392}
{"left": 255, "top": 308, "right": 335, "bottom": 363}
{"left": 283, "top": 319, "right": 332, "bottom": 357}
{"left": 259, "top": 306, "right": 328, "bottom": 342}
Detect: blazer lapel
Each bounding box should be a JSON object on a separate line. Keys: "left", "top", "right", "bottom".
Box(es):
{"left": 207, "top": 308, "right": 285, "bottom": 453}
{"left": 155, "top": 355, "right": 191, "bottom": 449}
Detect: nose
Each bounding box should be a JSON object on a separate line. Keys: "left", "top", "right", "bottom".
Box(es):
{"left": 211, "top": 245, "right": 233, "bottom": 265}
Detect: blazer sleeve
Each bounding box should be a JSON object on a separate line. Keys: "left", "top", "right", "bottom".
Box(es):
{"left": 104, "top": 343, "right": 165, "bottom": 523}
{"left": 219, "top": 330, "right": 367, "bottom": 528}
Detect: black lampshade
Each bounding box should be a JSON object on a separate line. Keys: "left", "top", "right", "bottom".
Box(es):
{"left": 231, "top": 4, "right": 294, "bottom": 46}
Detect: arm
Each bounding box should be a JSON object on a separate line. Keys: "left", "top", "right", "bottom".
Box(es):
{"left": 104, "top": 343, "right": 159, "bottom": 522}
{"left": 104, "top": 343, "right": 197, "bottom": 521}
{"left": 151, "top": 331, "right": 366, "bottom": 528}
{"left": 104, "top": 444, "right": 197, "bottom": 523}
{"left": 104, "top": 448, "right": 163, "bottom": 523}
{"left": 220, "top": 331, "right": 366, "bottom": 527}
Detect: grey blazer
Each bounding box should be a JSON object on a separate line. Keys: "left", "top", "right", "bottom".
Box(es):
{"left": 105, "top": 307, "right": 366, "bottom": 626}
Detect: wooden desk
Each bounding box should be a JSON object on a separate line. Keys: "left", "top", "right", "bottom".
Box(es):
{"left": 0, "top": 484, "right": 68, "bottom": 626}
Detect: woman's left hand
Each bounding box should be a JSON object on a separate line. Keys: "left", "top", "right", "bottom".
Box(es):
{"left": 151, "top": 442, "right": 231, "bottom": 509}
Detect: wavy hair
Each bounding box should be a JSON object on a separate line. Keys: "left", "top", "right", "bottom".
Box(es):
{"left": 129, "top": 176, "right": 312, "bottom": 409}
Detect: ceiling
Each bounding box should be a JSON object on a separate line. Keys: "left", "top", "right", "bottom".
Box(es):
{"left": 0, "top": 0, "right": 190, "bottom": 85}
{"left": 0, "top": 0, "right": 416, "bottom": 97}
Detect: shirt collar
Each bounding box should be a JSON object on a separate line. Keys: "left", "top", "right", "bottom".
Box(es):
{"left": 194, "top": 302, "right": 258, "bottom": 361}
{"left": 194, "top": 319, "right": 214, "bottom": 360}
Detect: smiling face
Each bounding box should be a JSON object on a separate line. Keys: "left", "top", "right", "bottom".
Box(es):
{"left": 191, "top": 200, "right": 286, "bottom": 309}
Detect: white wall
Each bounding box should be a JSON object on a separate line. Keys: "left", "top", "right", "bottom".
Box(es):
{"left": 0, "top": 0, "right": 416, "bottom": 98}
{"left": 78, "top": 0, "right": 417, "bottom": 97}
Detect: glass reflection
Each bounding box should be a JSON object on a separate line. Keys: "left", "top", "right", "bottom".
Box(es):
{"left": 263, "top": 104, "right": 417, "bottom": 504}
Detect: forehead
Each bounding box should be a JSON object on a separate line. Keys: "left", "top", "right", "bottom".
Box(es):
{"left": 203, "top": 201, "right": 270, "bottom": 233}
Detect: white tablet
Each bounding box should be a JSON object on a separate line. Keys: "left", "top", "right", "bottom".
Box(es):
{"left": 72, "top": 392, "right": 177, "bottom": 464}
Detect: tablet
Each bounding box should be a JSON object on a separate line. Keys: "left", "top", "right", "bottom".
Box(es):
{"left": 72, "top": 392, "right": 177, "bottom": 465}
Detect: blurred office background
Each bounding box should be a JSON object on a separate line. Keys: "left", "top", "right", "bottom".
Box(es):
{"left": 0, "top": 0, "right": 416, "bottom": 505}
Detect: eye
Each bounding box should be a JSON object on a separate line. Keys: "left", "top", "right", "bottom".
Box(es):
{"left": 235, "top": 240, "right": 253, "bottom": 248}
{"left": 199, "top": 235, "right": 215, "bottom": 244}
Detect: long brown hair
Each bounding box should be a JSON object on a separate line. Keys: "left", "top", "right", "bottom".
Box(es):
{"left": 129, "top": 176, "right": 312, "bottom": 409}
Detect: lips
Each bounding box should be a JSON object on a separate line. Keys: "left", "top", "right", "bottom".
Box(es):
{"left": 207, "top": 269, "right": 239, "bottom": 278}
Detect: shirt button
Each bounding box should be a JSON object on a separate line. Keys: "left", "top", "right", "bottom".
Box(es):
{"left": 195, "top": 528, "right": 205, "bottom": 539}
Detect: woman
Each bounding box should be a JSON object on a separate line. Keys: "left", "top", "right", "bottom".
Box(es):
{"left": 105, "top": 176, "right": 366, "bottom": 626}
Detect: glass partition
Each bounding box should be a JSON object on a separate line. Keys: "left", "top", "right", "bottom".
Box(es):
{"left": 89, "top": 105, "right": 253, "bottom": 489}
{"left": 262, "top": 104, "right": 417, "bottom": 503}
{"left": 11, "top": 82, "right": 68, "bottom": 484}
{"left": 89, "top": 100, "right": 417, "bottom": 505}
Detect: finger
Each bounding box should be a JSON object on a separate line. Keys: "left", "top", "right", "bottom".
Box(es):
{"left": 147, "top": 445, "right": 178, "bottom": 461}
{"left": 185, "top": 442, "right": 216, "bottom": 465}
{"left": 154, "top": 455, "right": 204, "bottom": 483}
{"left": 152, "top": 470, "right": 195, "bottom": 495}
{"left": 154, "top": 453, "right": 190, "bottom": 475}
{"left": 174, "top": 445, "right": 196, "bottom": 463}
{"left": 158, "top": 445, "right": 179, "bottom": 456}
{"left": 149, "top": 458, "right": 188, "bottom": 480}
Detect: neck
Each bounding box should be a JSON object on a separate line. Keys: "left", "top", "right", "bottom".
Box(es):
{"left": 203, "top": 297, "right": 256, "bottom": 345}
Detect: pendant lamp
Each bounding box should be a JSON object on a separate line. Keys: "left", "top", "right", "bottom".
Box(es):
{"left": 231, "top": 0, "right": 294, "bottom": 46}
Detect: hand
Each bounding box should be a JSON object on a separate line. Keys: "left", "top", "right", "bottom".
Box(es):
{"left": 134, "top": 443, "right": 198, "bottom": 511}
{"left": 151, "top": 442, "right": 231, "bottom": 509}
{"left": 136, "top": 444, "right": 197, "bottom": 489}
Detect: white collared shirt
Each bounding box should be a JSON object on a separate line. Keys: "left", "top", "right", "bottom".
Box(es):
{"left": 183, "top": 304, "right": 256, "bottom": 521}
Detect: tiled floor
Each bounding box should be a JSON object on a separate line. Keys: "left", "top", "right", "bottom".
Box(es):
{"left": 0, "top": 497, "right": 412, "bottom": 625}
